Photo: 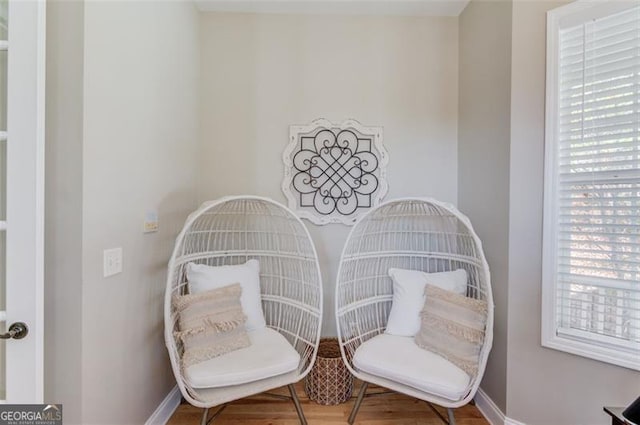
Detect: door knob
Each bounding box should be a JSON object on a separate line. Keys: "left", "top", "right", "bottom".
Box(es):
{"left": 0, "top": 322, "right": 28, "bottom": 340}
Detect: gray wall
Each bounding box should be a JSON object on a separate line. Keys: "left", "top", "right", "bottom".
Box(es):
{"left": 198, "top": 13, "right": 460, "bottom": 334}
{"left": 506, "top": 1, "right": 640, "bottom": 424}
{"left": 44, "top": 1, "right": 200, "bottom": 423}
{"left": 458, "top": 0, "right": 512, "bottom": 413}
{"left": 80, "top": 2, "right": 200, "bottom": 423}
{"left": 459, "top": 1, "right": 640, "bottom": 423}
{"left": 44, "top": 1, "right": 84, "bottom": 423}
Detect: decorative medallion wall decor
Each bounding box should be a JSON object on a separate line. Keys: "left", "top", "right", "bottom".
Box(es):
{"left": 282, "top": 119, "right": 388, "bottom": 225}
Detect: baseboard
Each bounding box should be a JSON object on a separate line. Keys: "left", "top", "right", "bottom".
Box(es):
{"left": 475, "top": 388, "right": 506, "bottom": 425}
{"left": 474, "top": 388, "right": 526, "bottom": 425}
{"left": 145, "top": 385, "right": 181, "bottom": 425}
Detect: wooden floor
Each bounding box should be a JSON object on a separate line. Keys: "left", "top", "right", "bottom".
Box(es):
{"left": 167, "top": 381, "right": 489, "bottom": 425}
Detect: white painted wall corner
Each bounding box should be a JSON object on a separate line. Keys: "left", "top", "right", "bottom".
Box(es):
{"left": 475, "top": 388, "right": 526, "bottom": 425}
{"left": 145, "top": 386, "right": 181, "bottom": 425}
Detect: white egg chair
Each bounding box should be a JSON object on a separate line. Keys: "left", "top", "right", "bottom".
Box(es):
{"left": 165, "top": 196, "right": 323, "bottom": 425}
{"left": 335, "top": 198, "right": 493, "bottom": 425}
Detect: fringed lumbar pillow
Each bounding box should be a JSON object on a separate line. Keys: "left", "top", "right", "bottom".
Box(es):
{"left": 415, "top": 285, "right": 487, "bottom": 377}
{"left": 173, "top": 283, "right": 250, "bottom": 368}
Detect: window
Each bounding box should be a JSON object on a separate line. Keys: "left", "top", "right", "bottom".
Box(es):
{"left": 543, "top": 2, "right": 640, "bottom": 370}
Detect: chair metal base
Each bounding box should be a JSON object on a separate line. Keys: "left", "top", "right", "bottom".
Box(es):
{"left": 347, "top": 381, "right": 456, "bottom": 425}
{"left": 348, "top": 382, "right": 369, "bottom": 424}
{"left": 425, "top": 400, "right": 457, "bottom": 425}
{"left": 200, "top": 405, "right": 227, "bottom": 425}
{"left": 288, "top": 384, "right": 308, "bottom": 425}
{"left": 200, "top": 384, "right": 308, "bottom": 425}
{"left": 447, "top": 407, "right": 456, "bottom": 425}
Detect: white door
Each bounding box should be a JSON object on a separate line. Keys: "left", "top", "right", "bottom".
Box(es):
{"left": 1, "top": 0, "right": 45, "bottom": 403}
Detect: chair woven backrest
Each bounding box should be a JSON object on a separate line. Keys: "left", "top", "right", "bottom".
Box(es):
{"left": 335, "top": 198, "right": 493, "bottom": 398}
{"left": 165, "top": 196, "right": 323, "bottom": 402}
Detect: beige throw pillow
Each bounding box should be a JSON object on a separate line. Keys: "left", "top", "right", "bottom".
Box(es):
{"left": 415, "top": 285, "right": 488, "bottom": 377}
{"left": 173, "top": 283, "right": 250, "bottom": 368}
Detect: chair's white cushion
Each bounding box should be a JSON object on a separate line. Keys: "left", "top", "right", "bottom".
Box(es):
{"left": 187, "top": 260, "right": 266, "bottom": 331}
{"left": 185, "top": 327, "right": 300, "bottom": 389}
{"left": 353, "top": 333, "right": 470, "bottom": 401}
{"left": 385, "top": 268, "right": 468, "bottom": 337}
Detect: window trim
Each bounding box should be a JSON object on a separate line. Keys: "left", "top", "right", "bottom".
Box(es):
{"left": 542, "top": 0, "right": 640, "bottom": 371}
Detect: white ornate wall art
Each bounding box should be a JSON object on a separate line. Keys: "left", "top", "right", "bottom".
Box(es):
{"left": 282, "top": 119, "right": 388, "bottom": 225}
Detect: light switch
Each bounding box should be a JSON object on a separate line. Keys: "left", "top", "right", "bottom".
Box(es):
{"left": 103, "top": 247, "right": 123, "bottom": 277}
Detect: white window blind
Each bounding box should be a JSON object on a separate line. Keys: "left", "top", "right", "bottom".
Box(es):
{"left": 544, "top": 3, "right": 640, "bottom": 369}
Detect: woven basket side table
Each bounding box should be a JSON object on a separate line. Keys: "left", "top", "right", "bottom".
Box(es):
{"left": 304, "top": 338, "right": 353, "bottom": 405}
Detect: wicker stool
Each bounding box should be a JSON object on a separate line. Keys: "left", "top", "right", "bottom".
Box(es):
{"left": 304, "top": 338, "right": 353, "bottom": 405}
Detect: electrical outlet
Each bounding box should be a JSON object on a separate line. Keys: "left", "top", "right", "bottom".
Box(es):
{"left": 103, "top": 247, "right": 123, "bottom": 277}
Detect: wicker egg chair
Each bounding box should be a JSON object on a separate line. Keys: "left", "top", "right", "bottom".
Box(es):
{"left": 335, "top": 198, "right": 493, "bottom": 425}
{"left": 165, "top": 196, "right": 323, "bottom": 425}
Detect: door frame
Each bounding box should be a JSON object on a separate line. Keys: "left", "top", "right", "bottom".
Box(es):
{"left": 5, "top": 0, "right": 45, "bottom": 403}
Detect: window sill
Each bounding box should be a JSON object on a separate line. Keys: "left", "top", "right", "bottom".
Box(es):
{"left": 541, "top": 332, "right": 640, "bottom": 371}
